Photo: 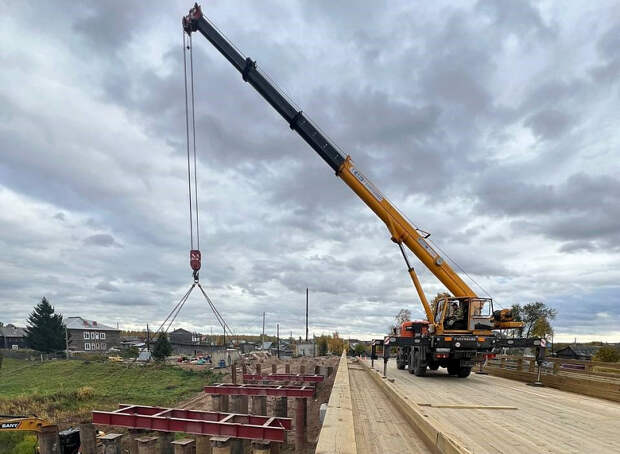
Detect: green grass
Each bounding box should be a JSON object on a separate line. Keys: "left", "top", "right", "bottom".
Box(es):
{"left": 0, "top": 358, "right": 220, "bottom": 425}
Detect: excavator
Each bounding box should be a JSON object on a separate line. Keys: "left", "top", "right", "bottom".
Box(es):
{"left": 181, "top": 4, "right": 545, "bottom": 379}
{"left": 0, "top": 415, "right": 80, "bottom": 453}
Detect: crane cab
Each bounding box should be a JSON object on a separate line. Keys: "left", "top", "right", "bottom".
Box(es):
{"left": 433, "top": 296, "right": 494, "bottom": 335}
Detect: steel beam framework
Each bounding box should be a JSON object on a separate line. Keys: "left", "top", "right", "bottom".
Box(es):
{"left": 92, "top": 405, "right": 291, "bottom": 442}
{"left": 204, "top": 383, "right": 315, "bottom": 398}
{"left": 243, "top": 374, "right": 324, "bottom": 383}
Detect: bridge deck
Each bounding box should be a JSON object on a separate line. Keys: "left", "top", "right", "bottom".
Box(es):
{"left": 368, "top": 359, "right": 620, "bottom": 453}
{"left": 349, "top": 361, "right": 432, "bottom": 453}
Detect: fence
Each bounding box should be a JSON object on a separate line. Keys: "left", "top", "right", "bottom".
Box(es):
{"left": 487, "top": 355, "right": 620, "bottom": 380}
{"left": 485, "top": 355, "right": 620, "bottom": 402}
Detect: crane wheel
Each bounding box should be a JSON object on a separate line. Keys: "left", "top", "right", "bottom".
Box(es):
{"left": 447, "top": 362, "right": 459, "bottom": 376}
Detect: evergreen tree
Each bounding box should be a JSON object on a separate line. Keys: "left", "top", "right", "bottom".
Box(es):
{"left": 24, "top": 297, "right": 65, "bottom": 353}
{"left": 152, "top": 333, "right": 172, "bottom": 362}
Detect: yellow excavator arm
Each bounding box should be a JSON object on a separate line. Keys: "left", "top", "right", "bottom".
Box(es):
{"left": 0, "top": 415, "right": 52, "bottom": 432}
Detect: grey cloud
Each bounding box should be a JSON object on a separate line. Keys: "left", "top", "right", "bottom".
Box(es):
{"left": 2, "top": 1, "right": 619, "bottom": 340}
{"left": 475, "top": 0, "right": 554, "bottom": 40}
{"left": 524, "top": 109, "right": 574, "bottom": 140}
{"left": 476, "top": 173, "right": 620, "bottom": 216}
{"left": 84, "top": 233, "right": 121, "bottom": 248}
{"left": 95, "top": 280, "right": 120, "bottom": 292}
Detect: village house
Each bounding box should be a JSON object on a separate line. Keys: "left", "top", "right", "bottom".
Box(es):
{"left": 65, "top": 316, "right": 121, "bottom": 353}
{"left": 0, "top": 324, "right": 26, "bottom": 349}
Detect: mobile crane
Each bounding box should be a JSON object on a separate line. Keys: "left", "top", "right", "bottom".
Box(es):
{"left": 182, "top": 4, "right": 544, "bottom": 378}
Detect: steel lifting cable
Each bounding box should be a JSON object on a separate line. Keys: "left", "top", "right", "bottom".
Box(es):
{"left": 197, "top": 283, "right": 235, "bottom": 337}
{"left": 184, "top": 30, "right": 202, "bottom": 281}
{"left": 189, "top": 33, "right": 200, "bottom": 252}
{"left": 183, "top": 31, "right": 195, "bottom": 251}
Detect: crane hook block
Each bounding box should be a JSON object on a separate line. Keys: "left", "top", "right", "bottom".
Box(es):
{"left": 190, "top": 250, "right": 202, "bottom": 271}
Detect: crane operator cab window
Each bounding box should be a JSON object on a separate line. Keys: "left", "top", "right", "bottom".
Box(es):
{"left": 445, "top": 299, "right": 468, "bottom": 330}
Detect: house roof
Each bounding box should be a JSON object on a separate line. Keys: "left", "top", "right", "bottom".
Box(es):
{"left": 170, "top": 328, "right": 193, "bottom": 335}
{"left": 0, "top": 324, "right": 26, "bottom": 337}
{"left": 65, "top": 316, "right": 118, "bottom": 331}
{"left": 556, "top": 345, "right": 601, "bottom": 356}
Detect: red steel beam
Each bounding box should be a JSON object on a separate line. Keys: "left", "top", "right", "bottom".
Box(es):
{"left": 204, "top": 383, "right": 314, "bottom": 398}
{"left": 243, "top": 374, "right": 324, "bottom": 383}
{"left": 92, "top": 404, "right": 291, "bottom": 442}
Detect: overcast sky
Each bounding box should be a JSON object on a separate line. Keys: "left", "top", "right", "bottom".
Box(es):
{"left": 1, "top": 1, "right": 619, "bottom": 342}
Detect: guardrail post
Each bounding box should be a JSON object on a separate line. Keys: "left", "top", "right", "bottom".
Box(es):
{"left": 585, "top": 363, "right": 593, "bottom": 374}
{"left": 252, "top": 395, "right": 267, "bottom": 415}
{"left": 231, "top": 362, "right": 237, "bottom": 384}
{"left": 38, "top": 425, "right": 60, "bottom": 454}
{"left": 171, "top": 439, "right": 196, "bottom": 454}
{"left": 256, "top": 363, "right": 261, "bottom": 375}
{"left": 299, "top": 365, "right": 305, "bottom": 375}
{"left": 528, "top": 360, "right": 535, "bottom": 373}
{"left": 210, "top": 437, "right": 231, "bottom": 454}
{"left": 552, "top": 361, "right": 559, "bottom": 375}
{"left": 231, "top": 438, "right": 248, "bottom": 454}
{"left": 135, "top": 436, "right": 158, "bottom": 454}
{"left": 195, "top": 435, "right": 211, "bottom": 454}
{"left": 79, "top": 423, "right": 98, "bottom": 454}
{"left": 295, "top": 398, "right": 306, "bottom": 453}
{"left": 251, "top": 441, "right": 271, "bottom": 454}
{"left": 285, "top": 363, "right": 291, "bottom": 374}
{"left": 516, "top": 358, "right": 523, "bottom": 371}
{"left": 275, "top": 397, "right": 288, "bottom": 445}
{"left": 231, "top": 395, "right": 249, "bottom": 414}
{"left": 100, "top": 433, "right": 123, "bottom": 454}
{"left": 500, "top": 357, "right": 506, "bottom": 369}
{"left": 272, "top": 364, "right": 277, "bottom": 374}
{"left": 160, "top": 432, "right": 174, "bottom": 454}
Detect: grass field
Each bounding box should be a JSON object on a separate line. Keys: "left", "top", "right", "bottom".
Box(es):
{"left": 0, "top": 357, "right": 220, "bottom": 452}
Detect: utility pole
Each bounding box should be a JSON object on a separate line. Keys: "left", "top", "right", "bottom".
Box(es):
{"left": 305, "top": 288, "right": 309, "bottom": 342}
{"left": 277, "top": 323, "right": 280, "bottom": 359}
{"left": 262, "top": 312, "right": 265, "bottom": 345}
{"left": 65, "top": 326, "right": 69, "bottom": 360}
{"left": 146, "top": 324, "right": 150, "bottom": 352}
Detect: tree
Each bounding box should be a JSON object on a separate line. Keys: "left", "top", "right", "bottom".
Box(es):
{"left": 395, "top": 309, "right": 411, "bottom": 325}
{"left": 317, "top": 336, "right": 328, "bottom": 356}
{"left": 354, "top": 343, "right": 367, "bottom": 356}
{"left": 327, "top": 332, "right": 345, "bottom": 355}
{"left": 593, "top": 345, "right": 620, "bottom": 362}
{"left": 24, "top": 297, "right": 65, "bottom": 353}
{"left": 512, "top": 302, "right": 557, "bottom": 337}
{"left": 531, "top": 316, "right": 553, "bottom": 341}
{"left": 152, "top": 333, "right": 172, "bottom": 362}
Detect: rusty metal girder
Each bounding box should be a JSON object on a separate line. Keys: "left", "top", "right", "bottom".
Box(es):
{"left": 92, "top": 404, "right": 291, "bottom": 442}
{"left": 204, "top": 383, "right": 314, "bottom": 398}
{"left": 242, "top": 374, "right": 324, "bottom": 383}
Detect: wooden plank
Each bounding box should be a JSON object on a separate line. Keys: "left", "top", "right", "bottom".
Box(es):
{"left": 417, "top": 403, "right": 518, "bottom": 410}
{"left": 315, "top": 352, "right": 357, "bottom": 454}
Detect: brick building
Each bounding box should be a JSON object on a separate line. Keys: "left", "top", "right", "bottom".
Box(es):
{"left": 65, "top": 317, "right": 121, "bottom": 353}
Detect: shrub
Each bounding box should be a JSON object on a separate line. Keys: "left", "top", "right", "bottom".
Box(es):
{"left": 76, "top": 386, "right": 95, "bottom": 400}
